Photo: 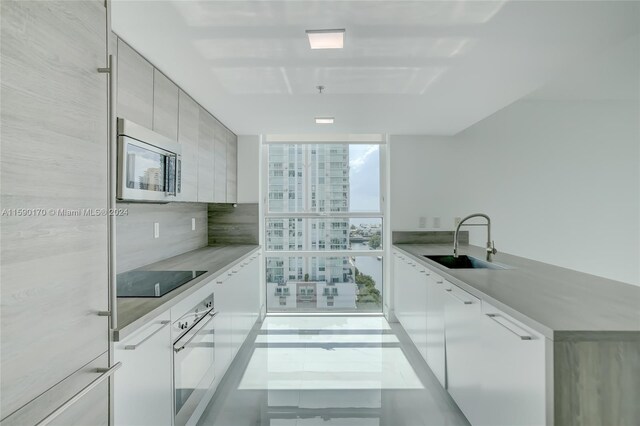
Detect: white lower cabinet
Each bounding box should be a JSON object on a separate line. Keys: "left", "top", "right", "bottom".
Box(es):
{"left": 393, "top": 252, "right": 411, "bottom": 330}
{"left": 393, "top": 252, "right": 549, "bottom": 426}
{"left": 406, "top": 264, "right": 428, "bottom": 361}
{"left": 114, "top": 250, "right": 262, "bottom": 426}
{"left": 444, "top": 283, "right": 484, "bottom": 425}
{"left": 213, "top": 252, "right": 261, "bottom": 383}
{"left": 214, "top": 271, "right": 233, "bottom": 384}
{"left": 478, "top": 302, "right": 547, "bottom": 426}
{"left": 425, "top": 272, "right": 447, "bottom": 387}
{"left": 114, "top": 311, "right": 173, "bottom": 426}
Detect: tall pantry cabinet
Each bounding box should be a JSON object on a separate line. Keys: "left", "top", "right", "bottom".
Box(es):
{"left": 0, "top": 1, "right": 114, "bottom": 425}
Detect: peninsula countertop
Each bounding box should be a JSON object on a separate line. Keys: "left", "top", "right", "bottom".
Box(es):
{"left": 393, "top": 243, "right": 640, "bottom": 340}
{"left": 114, "top": 244, "right": 260, "bottom": 341}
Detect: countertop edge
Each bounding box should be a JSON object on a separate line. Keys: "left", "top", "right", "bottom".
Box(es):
{"left": 394, "top": 244, "right": 555, "bottom": 341}
{"left": 113, "top": 245, "right": 261, "bottom": 342}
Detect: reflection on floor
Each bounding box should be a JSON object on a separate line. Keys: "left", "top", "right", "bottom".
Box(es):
{"left": 198, "top": 316, "right": 469, "bottom": 426}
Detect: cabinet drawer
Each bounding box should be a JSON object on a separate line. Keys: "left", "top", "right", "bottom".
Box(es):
{"left": 0, "top": 352, "right": 110, "bottom": 426}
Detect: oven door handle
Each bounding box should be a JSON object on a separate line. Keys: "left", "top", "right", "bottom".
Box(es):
{"left": 174, "top": 310, "right": 218, "bottom": 353}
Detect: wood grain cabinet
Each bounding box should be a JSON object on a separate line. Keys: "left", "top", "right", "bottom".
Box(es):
{"left": 1, "top": 0, "right": 111, "bottom": 423}
{"left": 198, "top": 108, "right": 215, "bottom": 203}
{"left": 114, "top": 36, "right": 239, "bottom": 203}
{"left": 152, "top": 69, "right": 179, "bottom": 141}
{"left": 117, "top": 38, "right": 154, "bottom": 128}
{"left": 178, "top": 91, "right": 200, "bottom": 202}
{"left": 213, "top": 120, "right": 227, "bottom": 203}
{"left": 226, "top": 132, "right": 238, "bottom": 203}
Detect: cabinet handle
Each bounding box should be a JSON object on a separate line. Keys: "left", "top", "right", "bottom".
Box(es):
{"left": 486, "top": 313, "right": 533, "bottom": 340}
{"left": 445, "top": 288, "right": 473, "bottom": 304}
{"left": 103, "top": 52, "right": 118, "bottom": 332}
{"left": 435, "top": 279, "right": 444, "bottom": 284}
{"left": 174, "top": 311, "right": 218, "bottom": 352}
{"left": 124, "top": 321, "right": 170, "bottom": 350}
{"left": 35, "top": 362, "right": 122, "bottom": 426}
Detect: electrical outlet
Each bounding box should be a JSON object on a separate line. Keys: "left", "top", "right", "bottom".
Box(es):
{"left": 433, "top": 217, "right": 441, "bottom": 229}
{"left": 418, "top": 216, "right": 427, "bottom": 228}
{"left": 154, "top": 222, "right": 160, "bottom": 239}
{"left": 454, "top": 217, "right": 462, "bottom": 227}
{"left": 191, "top": 218, "right": 196, "bottom": 231}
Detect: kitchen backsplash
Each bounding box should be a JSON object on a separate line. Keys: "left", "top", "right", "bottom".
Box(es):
{"left": 116, "top": 202, "right": 208, "bottom": 273}
{"left": 392, "top": 230, "right": 469, "bottom": 245}
{"left": 208, "top": 203, "right": 259, "bottom": 245}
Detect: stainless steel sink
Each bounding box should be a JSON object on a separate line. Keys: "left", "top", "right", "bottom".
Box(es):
{"left": 424, "top": 255, "right": 507, "bottom": 270}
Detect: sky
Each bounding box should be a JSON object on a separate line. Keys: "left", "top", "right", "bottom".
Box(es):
{"left": 349, "top": 145, "right": 381, "bottom": 225}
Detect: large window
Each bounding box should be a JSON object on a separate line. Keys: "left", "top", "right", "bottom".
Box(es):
{"left": 264, "top": 142, "right": 384, "bottom": 313}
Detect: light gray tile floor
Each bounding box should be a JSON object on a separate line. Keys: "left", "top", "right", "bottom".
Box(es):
{"left": 198, "top": 316, "right": 469, "bottom": 426}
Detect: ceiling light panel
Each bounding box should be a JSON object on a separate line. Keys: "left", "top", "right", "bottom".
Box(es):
{"left": 306, "top": 29, "right": 345, "bottom": 49}
{"left": 315, "top": 117, "right": 334, "bottom": 124}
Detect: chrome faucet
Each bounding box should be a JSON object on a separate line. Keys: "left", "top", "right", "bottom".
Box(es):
{"left": 454, "top": 213, "right": 497, "bottom": 262}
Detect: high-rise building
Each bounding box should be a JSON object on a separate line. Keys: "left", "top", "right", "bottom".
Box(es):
{"left": 266, "top": 144, "right": 354, "bottom": 310}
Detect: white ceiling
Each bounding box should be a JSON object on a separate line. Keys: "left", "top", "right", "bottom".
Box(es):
{"left": 112, "top": 1, "right": 639, "bottom": 135}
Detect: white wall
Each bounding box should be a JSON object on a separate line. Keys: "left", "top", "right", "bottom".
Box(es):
{"left": 390, "top": 37, "right": 640, "bottom": 286}
{"left": 237, "top": 135, "right": 260, "bottom": 203}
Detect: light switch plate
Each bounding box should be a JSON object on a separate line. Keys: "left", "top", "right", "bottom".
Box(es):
{"left": 454, "top": 217, "right": 462, "bottom": 227}
{"left": 154, "top": 222, "right": 160, "bottom": 239}
{"left": 191, "top": 218, "right": 196, "bottom": 231}
{"left": 433, "top": 217, "right": 441, "bottom": 228}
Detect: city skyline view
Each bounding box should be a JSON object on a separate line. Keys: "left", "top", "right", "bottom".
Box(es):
{"left": 265, "top": 143, "right": 383, "bottom": 313}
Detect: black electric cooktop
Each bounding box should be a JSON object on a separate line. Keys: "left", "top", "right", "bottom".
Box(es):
{"left": 117, "top": 270, "right": 207, "bottom": 298}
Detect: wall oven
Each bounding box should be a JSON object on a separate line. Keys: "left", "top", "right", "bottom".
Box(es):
{"left": 173, "top": 294, "right": 217, "bottom": 426}
{"left": 117, "top": 118, "right": 181, "bottom": 202}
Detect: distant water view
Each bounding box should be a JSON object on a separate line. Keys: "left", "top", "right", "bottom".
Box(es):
{"left": 351, "top": 242, "right": 383, "bottom": 294}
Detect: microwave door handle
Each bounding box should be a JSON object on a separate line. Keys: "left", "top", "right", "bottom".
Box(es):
{"left": 174, "top": 310, "right": 218, "bottom": 353}
{"left": 170, "top": 155, "right": 177, "bottom": 196}
{"left": 176, "top": 156, "right": 181, "bottom": 194}
{"left": 165, "top": 155, "right": 176, "bottom": 197}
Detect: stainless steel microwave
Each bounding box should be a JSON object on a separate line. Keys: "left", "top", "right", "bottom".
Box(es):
{"left": 117, "top": 118, "right": 181, "bottom": 202}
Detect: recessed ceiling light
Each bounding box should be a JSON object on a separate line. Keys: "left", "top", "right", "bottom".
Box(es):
{"left": 315, "top": 117, "right": 334, "bottom": 124}
{"left": 306, "top": 29, "right": 345, "bottom": 49}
